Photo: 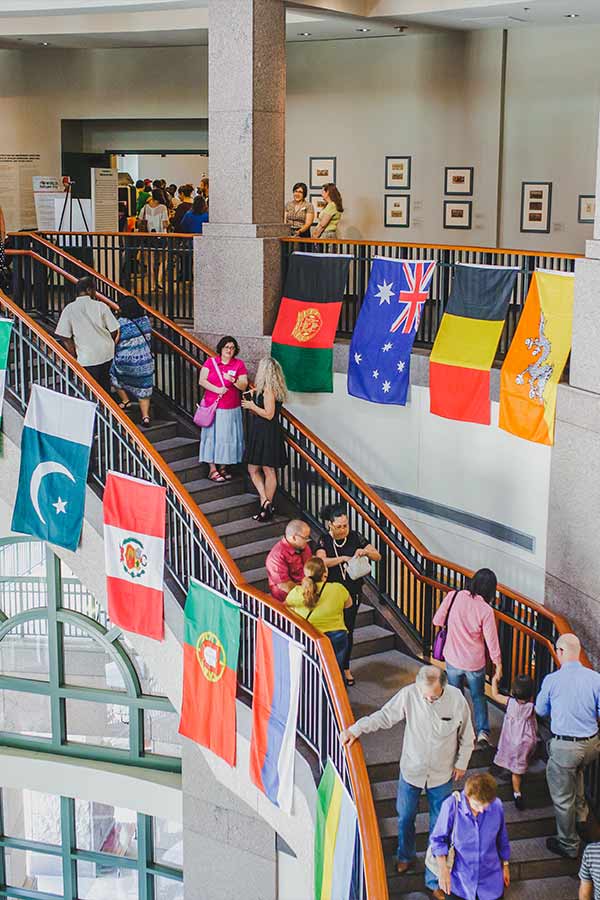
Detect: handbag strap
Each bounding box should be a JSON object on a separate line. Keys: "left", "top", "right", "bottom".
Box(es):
{"left": 204, "top": 357, "right": 227, "bottom": 408}
{"left": 443, "top": 589, "right": 459, "bottom": 628}
{"left": 331, "top": 535, "right": 349, "bottom": 581}
{"left": 449, "top": 791, "right": 461, "bottom": 849}
{"left": 305, "top": 583, "right": 326, "bottom": 621}
{"left": 127, "top": 316, "right": 152, "bottom": 349}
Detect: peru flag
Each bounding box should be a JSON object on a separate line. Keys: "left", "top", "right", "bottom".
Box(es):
{"left": 103, "top": 471, "right": 166, "bottom": 641}
{"left": 250, "top": 620, "right": 302, "bottom": 813}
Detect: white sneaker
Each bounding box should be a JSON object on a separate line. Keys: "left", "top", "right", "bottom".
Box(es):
{"left": 476, "top": 731, "right": 491, "bottom": 747}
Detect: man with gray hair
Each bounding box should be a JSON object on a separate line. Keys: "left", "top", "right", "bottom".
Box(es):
{"left": 536, "top": 633, "right": 600, "bottom": 859}
{"left": 341, "top": 664, "right": 474, "bottom": 899}
{"left": 265, "top": 519, "right": 312, "bottom": 602}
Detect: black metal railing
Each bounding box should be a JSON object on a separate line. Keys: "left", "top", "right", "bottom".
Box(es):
{"left": 281, "top": 238, "right": 580, "bottom": 357}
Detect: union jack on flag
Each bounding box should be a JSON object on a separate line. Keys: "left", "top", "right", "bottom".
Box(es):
{"left": 390, "top": 261, "right": 436, "bottom": 335}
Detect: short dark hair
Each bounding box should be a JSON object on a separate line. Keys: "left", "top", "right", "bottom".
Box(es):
{"left": 192, "top": 195, "right": 207, "bottom": 215}
{"left": 152, "top": 179, "right": 161, "bottom": 189}
{"left": 470, "top": 568, "right": 497, "bottom": 604}
{"left": 168, "top": 183, "right": 177, "bottom": 194}
{"left": 118, "top": 293, "right": 145, "bottom": 320}
{"left": 74, "top": 276, "right": 95, "bottom": 297}
{"left": 216, "top": 335, "right": 239, "bottom": 356}
{"left": 151, "top": 188, "right": 164, "bottom": 203}
{"left": 135, "top": 179, "right": 145, "bottom": 189}
{"left": 179, "top": 183, "right": 194, "bottom": 198}
{"left": 320, "top": 502, "right": 347, "bottom": 523}
{"left": 293, "top": 182, "right": 308, "bottom": 199}
{"left": 512, "top": 674, "right": 534, "bottom": 702}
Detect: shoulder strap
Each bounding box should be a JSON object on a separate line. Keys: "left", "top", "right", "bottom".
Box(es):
{"left": 128, "top": 317, "right": 152, "bottom": 348}
{"left": 211, "top": 356, "right": 226, "bottom": 388}
{"left": 449, "top": 791, "right": 461, "bottom": 846}
{"left": 305, "top": 583, "right": 326, "bottom": 621}
{"left": 443, "top": 590, "right": 459, "bottom": 627}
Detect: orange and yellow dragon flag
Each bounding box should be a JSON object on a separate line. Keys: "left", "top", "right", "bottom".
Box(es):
{"left": 499, "top": 269, "right": 574, "bottom": 445}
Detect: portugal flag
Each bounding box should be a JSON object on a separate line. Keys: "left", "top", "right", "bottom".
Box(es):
{"left": 271, "top": 251, "right": 351, "bottom": 392}
{"left": 103, "top": 471, "right": 166, "bottom": 641}
{"left": 429, "top": 263, "right": 518, "bottom": 424}
{"left": 178, "top": 579, "right": 240, "bottom": 766}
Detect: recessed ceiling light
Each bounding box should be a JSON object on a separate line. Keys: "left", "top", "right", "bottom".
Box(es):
{"left": 356, "top": 27, "right": 371, "bottom": 32}
{"left": 41, "top": 42, "right": 50, "bottom": 46}
{"left": 297, "top": 31, "right": 311, "bottom": 36}
{"left": 564, "top": 12, "right": 579, "bottom": 16}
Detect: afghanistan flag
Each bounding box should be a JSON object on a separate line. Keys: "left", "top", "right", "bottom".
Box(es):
{"left": 499, "top": 269, "right": 574, "bottom": 445}
{"left": 179, "top": 579, "right": 240, "bottom": 766}
{"left": 271, "top": 251, "right": 351, "bottom": 393}
{"left": 0, "top": 318, "right": 13, "bottom": 429}
{"left": 348, "top": 257, "right": 435, "bottom": 405}
{"left": 103, "top": 471, "right": 166, "bottom": 642}
{"left": 11, "top": 385, "right": 97, "bottom": 551}
{"left": 314, "top": 760, "right": 357, "bottom": 900}
{"left": 429, "top": 263, "right": 518, "bottom": 424}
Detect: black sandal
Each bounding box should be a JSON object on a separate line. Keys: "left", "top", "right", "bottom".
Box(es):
{"left": 252, "top": 501, "right": 274, "bottom": 522}
{"left": 141, "top": 416, "right": 151, "bottom": 428}
{"left": 118, "top": 401, "right": 132, "bottom": 411}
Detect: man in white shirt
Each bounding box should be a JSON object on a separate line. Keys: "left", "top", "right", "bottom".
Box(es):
{"left": 55, "top": 276, "right": 119, "bottom": 394}
{"left": 341, "top": 665, "right": 474, "bottom": 900}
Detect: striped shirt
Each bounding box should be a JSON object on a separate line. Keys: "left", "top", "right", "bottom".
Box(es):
{"left": 580, "top": 843, "right": 600, "bottom": 899}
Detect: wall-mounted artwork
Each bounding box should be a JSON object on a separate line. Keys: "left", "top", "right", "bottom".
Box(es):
{"left": 310, "top": 193, "right": 327, "bottom": 217}
{"left": 384, "top": 194, "right": 410, "bottom": 228}
{"left": 520, "top": 182, "right": 552, "bottom": 233}
{"left": 385, "top": 156, "right": 411, "bottom": 190}
{"left": 309, "top": 157, "right": 336, "bottom": 190}
{"left": 578, "top": 194, "right": 596, "bottom": 224}
{"left": 443, "top": 200, "right": 472, "bottom": 229}
{"left": 444, "top": 167, "right": 474, "bottom": 196}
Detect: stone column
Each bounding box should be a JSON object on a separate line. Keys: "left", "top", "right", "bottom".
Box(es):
{"left": 545, "top": 113, "right": 600, "bottom": 666}
{"left": 194, "top": 0, "right": 288, "bottom": 371}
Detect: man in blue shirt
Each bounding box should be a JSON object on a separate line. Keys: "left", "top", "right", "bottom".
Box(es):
{"left": 535, "top": 633, "right": 600, "bottom": 859}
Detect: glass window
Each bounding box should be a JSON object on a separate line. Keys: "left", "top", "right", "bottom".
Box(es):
{"left": 62, "top": 626, "right": 126, "bottom": 692}
{"left": 0, "top": 540, "right": 46, "bottom": 578}
{"left": 0, "top": 689, "right": 52, "bottom": 738}
{"left": 0, "top": 625, "right": 49, "bottom": 681}
{"left": 75, "top": 799, "right": 137, "bottom": 858}
{"left": 77, "top": 862, "right": 138, "bottom": 899}
{"left": 144, "top": 709, "right": 182, "bottom": 758}
{"left": 119, "top": 633, "right": 169, "bottom": 697}
{"left": 5, "top": 846, "right": 63, "bottom": 894}
{"left": 2, "top": 787, "right": 61, "bottom": 844}
{"left": 154, "top": 874, "right": 184, "bottom": 900}
{"left": 153, "top": 816, "right": 183, "bottom": 868}
{"left": 65, "top": 698, "right": 129, "bottom": 750}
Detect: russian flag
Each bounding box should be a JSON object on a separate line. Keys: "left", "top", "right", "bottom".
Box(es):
{"left": 250, "top": 620, "right": 302, "bottom": 813}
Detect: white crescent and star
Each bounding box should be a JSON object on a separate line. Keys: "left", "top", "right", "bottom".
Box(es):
{"left": 30, "top": 461, "right": 75, "bottom": 525}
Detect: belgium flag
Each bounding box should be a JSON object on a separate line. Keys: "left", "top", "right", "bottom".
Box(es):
{"left": 272, "top": 252, "right": 351, "bottom": 392}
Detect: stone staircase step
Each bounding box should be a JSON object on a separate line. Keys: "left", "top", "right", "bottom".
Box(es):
{"left": 153, "top": 435, "right": 200, "bottom": 463}
{"left": 202, "top": 492, "right": 260, "bottom": 525}
{"left": 229, "top": 535, "right": 281, "bottom": 572}
{"left": 355, "top": 603, "right": 375, "bottom": 629}
{"left": 396, "top": 876, "right": 579, "bottom": 900}
{"left": 352, "top": 623, "right": 396, "bottom": 658}
{"left": 185, "top": 476, "right": 246, "bottom": 504}
{"left": 168, "top": 455, "right": 206, "bottom": 484}
{"left": 215, "top": 515, "right": 287, "bottom": 549}
{"left": 132, "top": 418, "right": 178, "bottom": 445}
{"left": 242, "top": 565, "right": 270, "bottom": 593}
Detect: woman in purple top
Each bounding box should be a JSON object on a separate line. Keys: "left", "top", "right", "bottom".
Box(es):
{"left": 429, "top": 773, "right": 510, "bottom": 900}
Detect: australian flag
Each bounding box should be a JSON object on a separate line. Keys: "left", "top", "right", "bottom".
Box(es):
{"left": 348, "top": 257, "right": 436, "bottom": 405}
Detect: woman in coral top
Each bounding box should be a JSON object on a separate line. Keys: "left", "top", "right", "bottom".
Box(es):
{"left": 432, "top": 568, "right": 502, "bottom": 748}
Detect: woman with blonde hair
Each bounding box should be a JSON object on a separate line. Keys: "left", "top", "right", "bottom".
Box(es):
{"left": 312, "top": 182, "right": 343, "bottom": 239}
{"left": 242, "top": 356, "right": 288, "bottom": 522}
{"left": 285, "top": 557, "right": 352, "bottom": 672}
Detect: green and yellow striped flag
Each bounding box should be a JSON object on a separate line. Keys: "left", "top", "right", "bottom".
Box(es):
{"left": 0, "top": 318, "right": 13, "bottom": 430}
{"left": 314, "top": 760, "right": 357, "bottom": 900}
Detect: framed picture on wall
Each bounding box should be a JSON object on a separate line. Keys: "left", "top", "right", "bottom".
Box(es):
{"left": 310, "top": 193, "right": 327, "bottom": 218}
{"left": 444, "top": 167, "right": 474, "bottom": 196}
{"left": 385, "top": 156, "right": 411, "bottom": 190}
{"left": 384, "top": 194, "right": 410, "bottom": 228}
{"left": 520, "top": 182, "right": 552, "bottom": 233}
{"left": 309, "top": 157, "right": 336, "bottom": 189}
{"left": 578, "top": 194, "right": 596, "bottom": 224}
{"left": 443, "top": 200, "right": 472, "bottom": 229}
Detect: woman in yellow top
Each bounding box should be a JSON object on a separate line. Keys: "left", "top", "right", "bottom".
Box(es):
{"left": 285, "top": 556, "right": 352, "bottom": 673}
{"left": 312, "top": 182, "right": 343, "bottom": 239}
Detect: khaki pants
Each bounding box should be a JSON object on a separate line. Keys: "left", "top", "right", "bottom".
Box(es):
{"left": 546, "top": 734, "right": 600, "bottom": 855}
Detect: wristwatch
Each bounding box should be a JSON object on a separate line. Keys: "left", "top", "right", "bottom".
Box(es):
{"left": 502, "top": 861, "right": 510, "bottom": 867}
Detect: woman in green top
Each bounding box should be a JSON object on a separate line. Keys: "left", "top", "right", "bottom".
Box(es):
{"left": 285, "top": 557, "right": 352, "bottom": 673}
{"left": 313, "top": 182, "right": 343, "bottom": 239}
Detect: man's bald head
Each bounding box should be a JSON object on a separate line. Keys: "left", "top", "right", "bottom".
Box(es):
{"left": 556, "top": 633, "right": 581, "bottom": 664}
{"left": 285, "top": 519, "right": 311, "bottom": 549}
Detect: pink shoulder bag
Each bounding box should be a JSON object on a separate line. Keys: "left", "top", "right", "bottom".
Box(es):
{"left": 194, "top": 358, "right": 227, "bottom": 429}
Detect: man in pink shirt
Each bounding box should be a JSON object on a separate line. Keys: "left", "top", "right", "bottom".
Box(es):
{"left": 265, "top": 519, "right": 312, "bottom": 602}
{"left": 432, "top": 568, "right": 502, "bottom": 748}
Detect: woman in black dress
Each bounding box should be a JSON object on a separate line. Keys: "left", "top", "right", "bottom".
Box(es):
{"left": 242, "top": 357, "right": 288, "bottom": 522}
{"left": 316, "top": 503, "right": 381, "bottom": 686}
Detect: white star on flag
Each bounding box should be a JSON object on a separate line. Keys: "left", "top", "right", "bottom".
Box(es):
{"left": 382, "top": 342, "right": 393, "bottom": 352}
{"left": 372, "top": 369, "right": 379, "bottom": 379}
{"left": 382, "top": 381, "right": 391, "bottom": 394}
{"left": 52, "top": 497, "right": 67, "bottom": 515}
{"left": 354, "top": 352, "right": 362, "bottom": 365}
{"left": 397, "top": 360, "right": 405, "bottom": 373}
{"left": 374, "top": 280, "right": 395, "bottom": 305}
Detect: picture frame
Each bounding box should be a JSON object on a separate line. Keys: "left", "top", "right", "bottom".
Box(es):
{"left": 520, "top": 182, "right": 552, "bottom": 233}
{"left": 309, "top": 192, "right": 327, "bottom": 218}
{"left": 384, "top": 194, "right": 410, "bottom": 228}
{"left": 578, "top": 194, "right": 596, "bottom": 224}
{"left": 443, "top": 200, "right": 472, "bottom": 230}
{"left": 444, "top": 167, "right": 474, "bottom": 196}
{"left": 309, "top": 156, "right": 336, "bottom": 190}
{"left": 385, "top": 156, "right": 411, "bottom": 191}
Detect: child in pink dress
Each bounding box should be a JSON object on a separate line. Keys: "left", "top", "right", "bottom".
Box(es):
{"left": 491, "top": 673, "right": 538, "bottom": 810}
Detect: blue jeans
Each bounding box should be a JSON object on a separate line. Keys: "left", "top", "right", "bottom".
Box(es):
{"left": 396, "top": 773, "right": 453, "bottom": 891}
{"left": 446, "top": 663, "right": 489, "bottom": 735}
{"left": 326, "top": 630, "right": 349, "bottom": 674}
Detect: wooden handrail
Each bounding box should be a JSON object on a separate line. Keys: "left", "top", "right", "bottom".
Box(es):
{"left": 0, "top": 280, "right": 389, "bottom": 899}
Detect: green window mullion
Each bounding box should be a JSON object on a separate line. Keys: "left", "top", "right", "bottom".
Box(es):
{"left": 45, "top": 551, "right": 66, "bottom": 748}
{"left": 137, "top": 814, "right": 154, "bottom": 900}
{"left": 130, "top": 707, "right": 144, "bottom": 763}
{"left": 59, "top": 797, "right": 77, "bottom": 900}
